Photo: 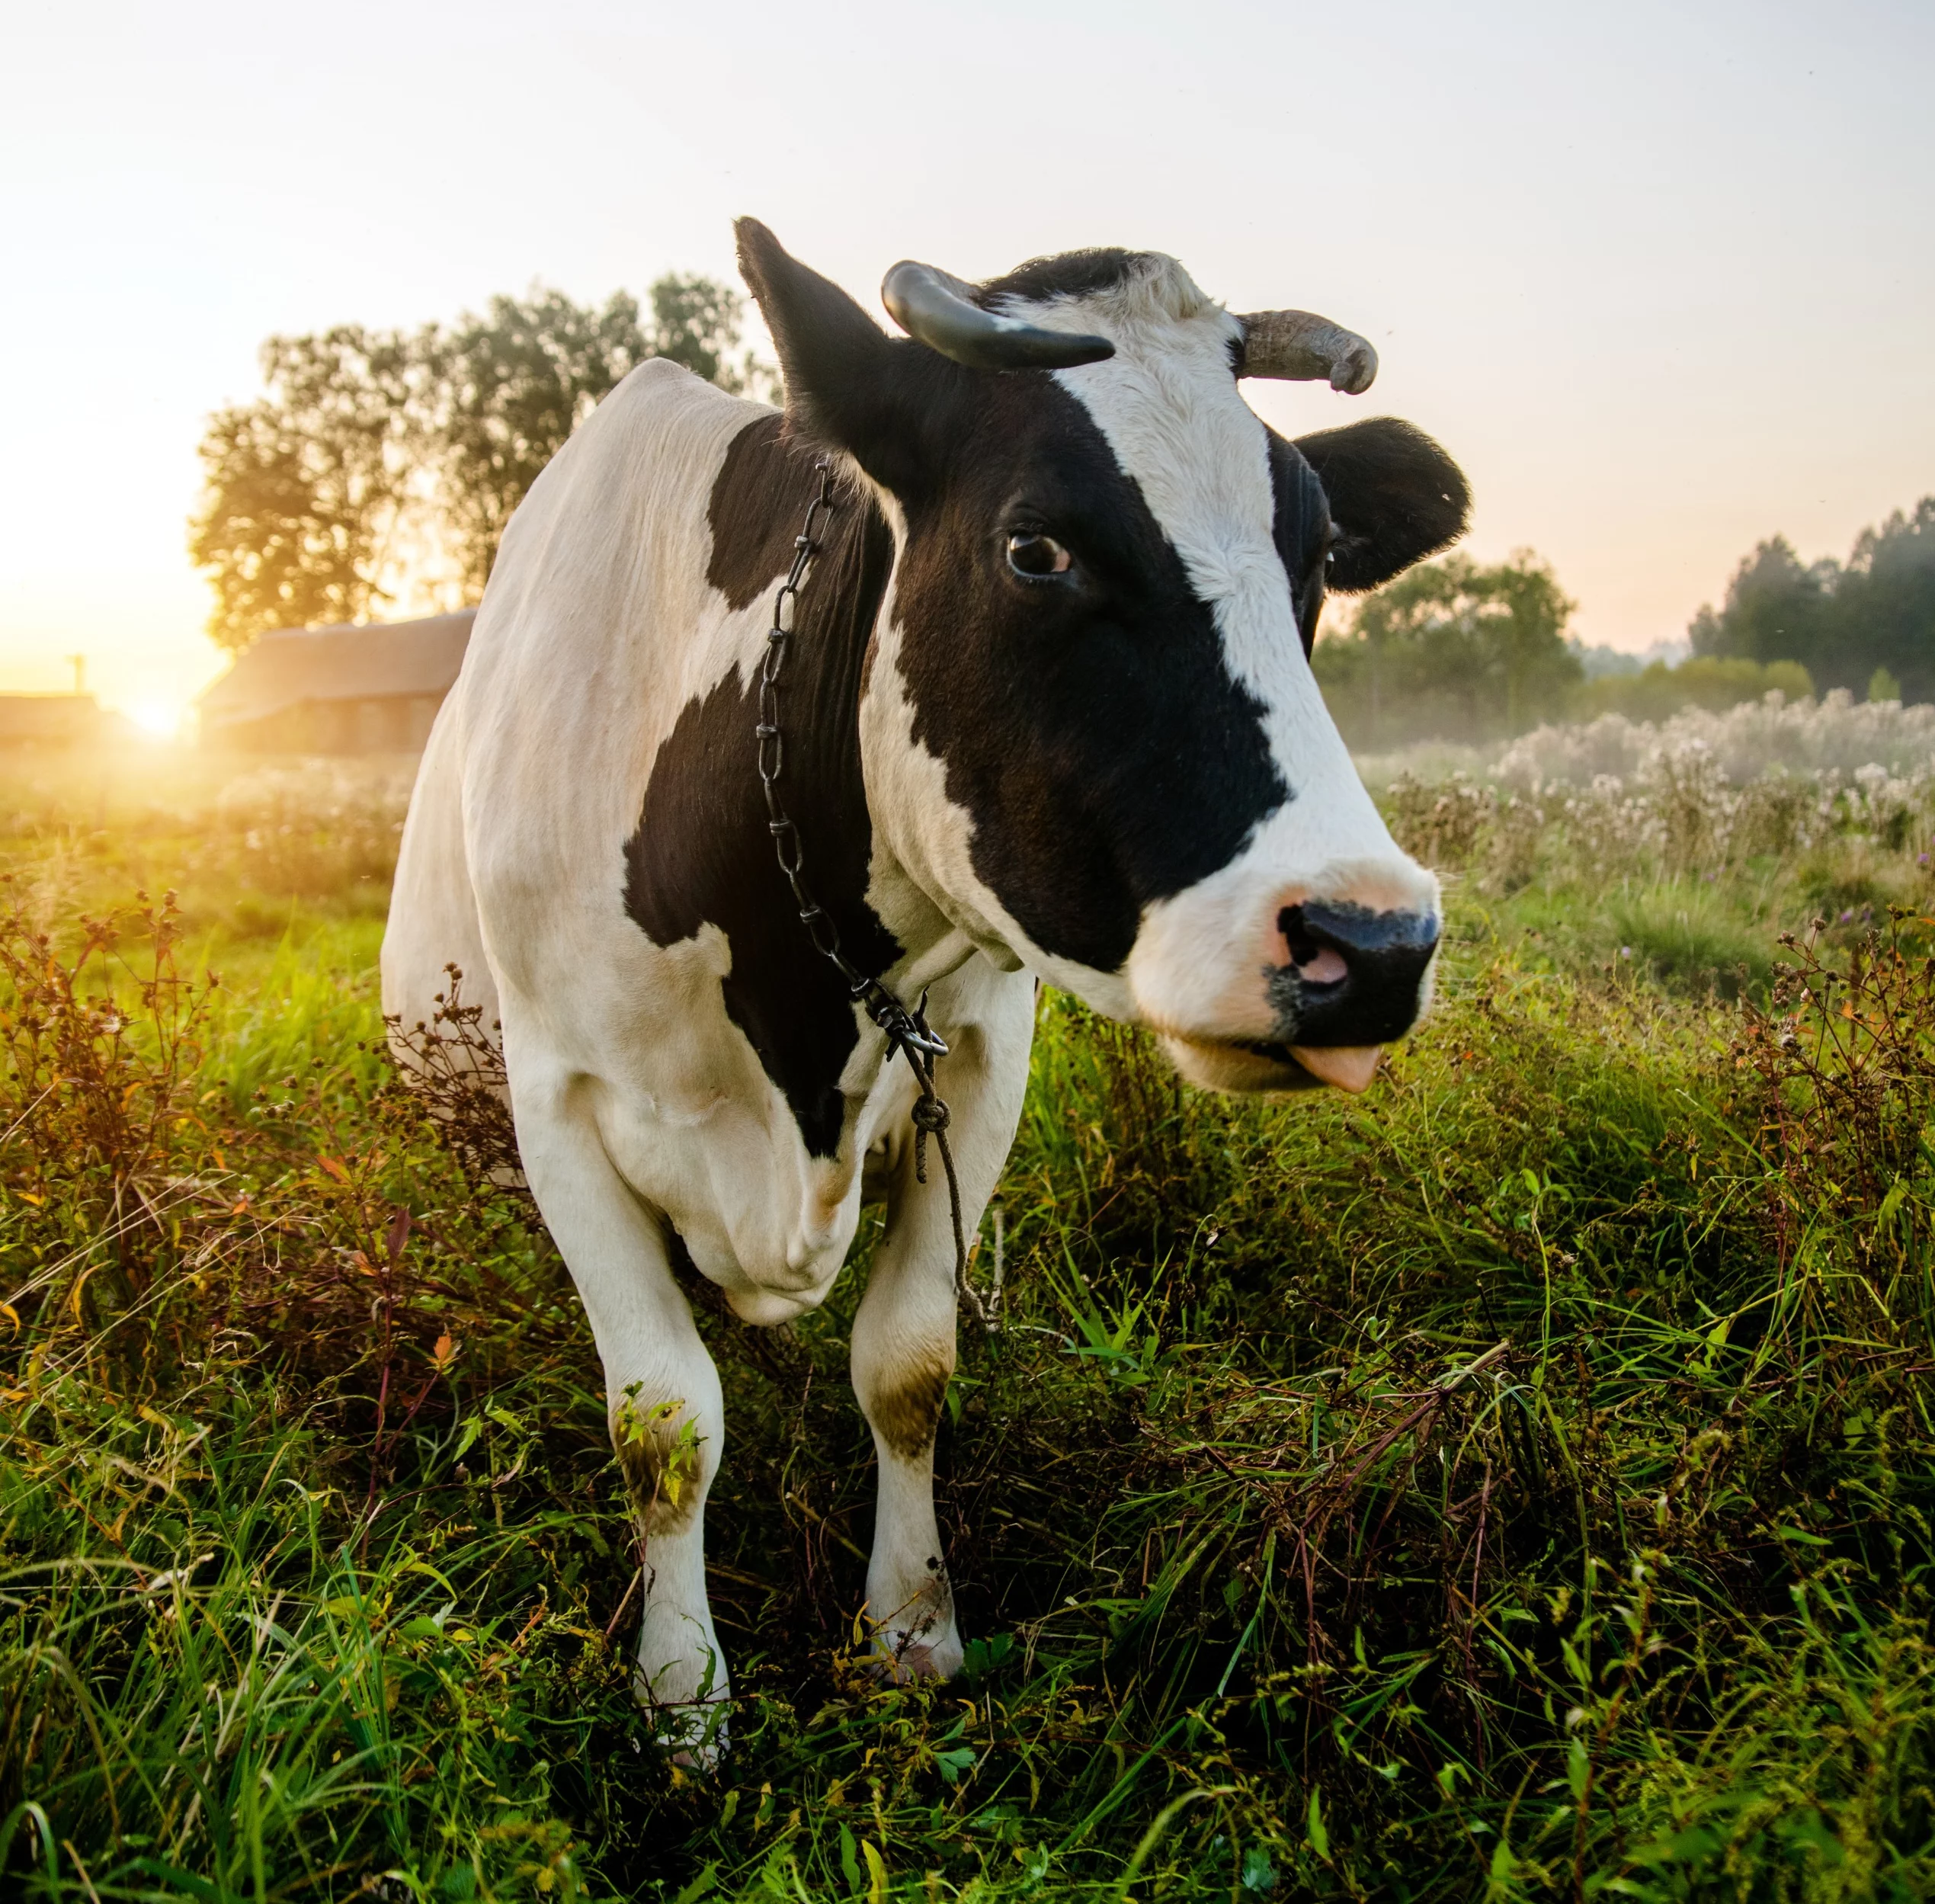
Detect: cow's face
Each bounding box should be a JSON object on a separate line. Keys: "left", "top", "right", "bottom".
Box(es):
{"left": 738, "top": 224, "right": 1469, "bottom": 1095}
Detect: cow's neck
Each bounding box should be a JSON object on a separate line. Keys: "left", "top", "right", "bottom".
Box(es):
{"left": 623, "top": 414, "right": 904, "bottom": 1159}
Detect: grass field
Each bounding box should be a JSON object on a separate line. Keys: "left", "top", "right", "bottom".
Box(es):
{"left": 7, "top": 726, "right": 1935, "bottom": 1902}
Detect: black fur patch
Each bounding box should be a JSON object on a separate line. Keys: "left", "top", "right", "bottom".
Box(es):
{"left": 976, "top": 249, "right": 1154, "bottom": 308}
{"left": 622, "top": 418, "right": 900, "bottom": 1157}
{"left": 1266, "top": 429, "right": 1334, "bottom": 653}
{"left": 888, "top": 370, "right": 1288, "bottom": 975}
{"left": 706, "top": 413, "right": 819, "bottom": 610}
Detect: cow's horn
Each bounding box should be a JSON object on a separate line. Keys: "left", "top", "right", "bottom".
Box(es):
{"left": 1236, "top": 310, "right": 1378, "bottom": 395}
{"left": 882, "top": 261, "right": 1116, "bottom": 372}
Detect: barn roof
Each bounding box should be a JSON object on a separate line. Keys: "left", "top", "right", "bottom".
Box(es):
{"left": 0, "top": 695, "right": 104, "bottom": 743}
{"left": 198, "top": 611, "right": 476, "bottom": 731}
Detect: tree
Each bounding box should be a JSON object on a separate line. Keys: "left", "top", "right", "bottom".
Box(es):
{"left": 1688, "top": 536, "right": 1837, "bottom": 668}
{"left": 191, "top": 274, "right": 759, "bottom": 651}
{"left": 188, "top": 327, "right": 421, "bottom": 652}
{"left": 428, "top": 290, "right": 651, "bottom": 598}
{"left": 1688, "top": 499, "right": 1935, "bottom": 701}
{"left": 1840, "top": 500, "right": 1935, "bottom": 701}
{"left": 648, "top": 273, "right": 754, "bottom": 392}
{"left": 1312, "top": 550, "right": 1580, "bottom": 747}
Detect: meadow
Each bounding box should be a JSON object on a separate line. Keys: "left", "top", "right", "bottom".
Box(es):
{"left": 7, "top": 694, "right": 1935, "bottom": 1901}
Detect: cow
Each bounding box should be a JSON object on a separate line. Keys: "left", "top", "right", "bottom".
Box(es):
{"left": 382, "top": 220, "right": 1468, "bottom": 1753}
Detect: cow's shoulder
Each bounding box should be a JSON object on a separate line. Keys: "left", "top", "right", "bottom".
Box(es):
{"left": 623, "top": 425, "right": 902, "bottom": 1159}
{"left": 705, "top": 411, "right": 827, "bottom": 609}
{"left": 466, "top": 367, "right": 770, "bottom": 707}
{"left": 492, "top": 362, "right": 771, "bottom": 586}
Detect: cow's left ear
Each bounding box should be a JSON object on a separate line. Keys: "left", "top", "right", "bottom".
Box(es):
{"left": 1293, "top": 417, "right": 1470, "bottom": 595}
{"left": 735, "top": 217, "right": 947, "bottom": 498}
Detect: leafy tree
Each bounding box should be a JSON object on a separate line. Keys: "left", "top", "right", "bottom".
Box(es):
{"left": 1313, "top": 550, "right": 1580, "bottom": 747}
{"left": 192, "top": 274, "right": 759, "bottom": 652}
{"left": 1843, "top": 500, "right": 1935, "bottom": 700}
{"left": 1575, "top": 655, "right": 1813, "bottom": 723}
{"left": 1690, "top": 499, "right": 1935, "bottom": 701}
{"left": 188, "top": 328, "right": 421, "bottom": 652}
{"left": 648, "top": 273, "right": 754, "bottom": 392}
{"left": 428, "top": 290, "right": 651, "bottom": 598}
{"left": 1688, "top": 536, "right": 1838, "bottom": 668}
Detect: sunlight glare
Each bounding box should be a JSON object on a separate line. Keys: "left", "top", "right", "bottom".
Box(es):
{"left": 129, "top": 702, "right": 183, "bottom": 739}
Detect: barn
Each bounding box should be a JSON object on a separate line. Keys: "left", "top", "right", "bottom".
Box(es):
{"left": 0, "top": 695, "right": 110, "bottom": 752}
{"left": 197, "top": 611, "right": 474, "bottom": 754}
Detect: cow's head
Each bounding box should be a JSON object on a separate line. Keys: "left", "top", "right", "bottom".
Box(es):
{"left": 736, "top": 221, "right": 1468, "bottom": 1095}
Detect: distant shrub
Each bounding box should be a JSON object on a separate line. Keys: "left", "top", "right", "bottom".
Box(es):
{"left": 209, "top": 758, "right": 411, "bottom": 899}
{"left": 1385, "top": 771, "right": 1494, "bottom": 869}
{"left": 1376, "top": 691, "right": 1935, "bottom": 917}
{"left": 1494, "top": 688, "right": 1935, "bottom": 787}
{"left": 1572, "top": 654, "right": 1812, "bottom": 723}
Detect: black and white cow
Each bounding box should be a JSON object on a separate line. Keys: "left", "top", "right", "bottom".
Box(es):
{"left": 383, "top": 220, "right": 1467, "bottom": 1747}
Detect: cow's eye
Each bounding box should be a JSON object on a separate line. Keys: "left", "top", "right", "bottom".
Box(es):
{"left": 1007, "top": 531, "right": 1072, "bottom": 579}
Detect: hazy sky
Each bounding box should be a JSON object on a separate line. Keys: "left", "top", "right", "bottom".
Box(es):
{"left": 5, "top": 0, "right": 1931, "bottom": 721}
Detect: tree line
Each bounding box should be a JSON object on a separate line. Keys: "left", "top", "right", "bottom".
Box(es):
{"left": 190, "top": 275, "right": 761, "bottom": 652}
{"left": 1313, "top": 492, "right": 1933, "bottom": 748}
{"left": 1688, "top": 499, "right": 1935, "bottom": 704}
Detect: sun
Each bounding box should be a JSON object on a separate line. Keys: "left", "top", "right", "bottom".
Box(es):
{"left": 128, "top": 702, "right": 184, "bottom": 739}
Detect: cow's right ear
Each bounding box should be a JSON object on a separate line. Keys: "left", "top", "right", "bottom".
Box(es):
{"left": 735, "top": 218, "right": 943, "bottom": 498}
{"left": 1292, "top": 417, "right": 1471, "bottom": 594}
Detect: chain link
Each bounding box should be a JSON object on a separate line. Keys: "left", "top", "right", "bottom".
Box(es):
{"left": 756, "top": 459, "right": 1000, "bottom": 1332}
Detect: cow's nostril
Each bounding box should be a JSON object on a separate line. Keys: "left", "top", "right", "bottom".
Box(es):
{"left": 1294, "top": 946, "right": 1349, "bottom": 986}
{"left": 1278, "top": 905, "right": 1318, "bottom": 968}
{"left": 1279, "top": 905, "right": 1347, "bottom": 985}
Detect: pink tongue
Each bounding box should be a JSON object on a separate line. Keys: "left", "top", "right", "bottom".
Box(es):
{"left": 1289, "top": 1045, "right": 1382, "bottom": 1093}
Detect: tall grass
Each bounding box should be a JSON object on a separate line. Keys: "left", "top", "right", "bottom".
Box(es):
{"left": 5, "top": 759, "right": 1935, "bottom": 1897}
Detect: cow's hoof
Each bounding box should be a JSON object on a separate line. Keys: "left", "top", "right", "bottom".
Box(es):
{"left": 870, "top": 1627, "right": 963, "bottom": 1684}
{"left": 633, "top": 1671, "right": 731, "bottom": 1768}
{"left": 640, "top": 1700, "right": 730, "bottom": 1768}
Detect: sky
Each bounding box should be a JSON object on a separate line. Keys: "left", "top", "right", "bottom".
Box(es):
{"left": 3, "top": 0, "right": 1931, "bottom": 726}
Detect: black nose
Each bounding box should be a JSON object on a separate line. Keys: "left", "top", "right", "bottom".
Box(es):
{"left": 1267, "top": 900, "right": 1440, "bottom": 1046}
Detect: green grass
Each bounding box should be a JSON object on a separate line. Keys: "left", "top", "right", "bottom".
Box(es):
{"left": 6, "top": 761, "right": 1935, "bottom": 1899}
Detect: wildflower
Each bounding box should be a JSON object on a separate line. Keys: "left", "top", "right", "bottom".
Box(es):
{"left": 1619, "top": 947, "right": 1633, "bottom": 959}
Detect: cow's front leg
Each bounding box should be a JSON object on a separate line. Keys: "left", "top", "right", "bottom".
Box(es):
{"left": 851, "top": 973, "right": 1032, "bottom": 1680}
{"left": 507, "top": 1059, "right": 729, "bottom": 1755}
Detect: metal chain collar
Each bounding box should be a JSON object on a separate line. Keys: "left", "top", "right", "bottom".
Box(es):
{"left": 755, "top": 458, "right": 1000, "bottom": 1332}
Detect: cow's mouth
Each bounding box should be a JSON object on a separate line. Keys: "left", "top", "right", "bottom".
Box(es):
{"left": 1237, "top": 1040, "right": 1382, "bottom": 1093}
{"left": 1158, "top": 1032, "right": 1383, "bottom": 1096}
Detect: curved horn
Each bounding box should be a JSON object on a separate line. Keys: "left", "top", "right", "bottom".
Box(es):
{"left": 1236, "top": 310, "right": 1378, "bottom": 395}
{"left": 882, "top": 261, "right": 1116, "bottom": 372}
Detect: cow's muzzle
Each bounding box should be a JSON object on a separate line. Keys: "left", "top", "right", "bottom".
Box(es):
{"left": 1154, "top": 899, "right": 1440, "bottom": 1097}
